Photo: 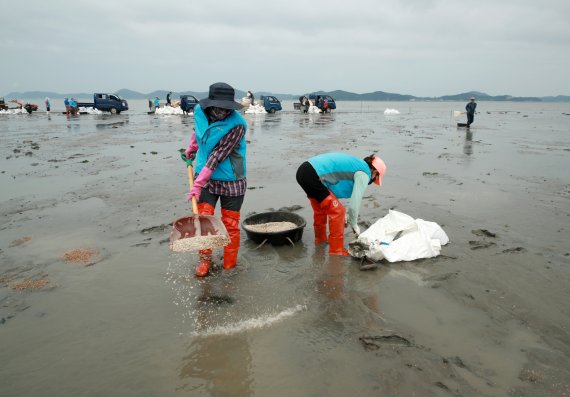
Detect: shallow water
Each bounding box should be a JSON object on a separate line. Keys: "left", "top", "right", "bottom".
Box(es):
{"left": 1, "top": 101, "right": 570, "bottom": 396}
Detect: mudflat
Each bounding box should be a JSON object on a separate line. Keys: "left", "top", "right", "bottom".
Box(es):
{"left": 1, "top": 101, "right": 569, "bottom": 396}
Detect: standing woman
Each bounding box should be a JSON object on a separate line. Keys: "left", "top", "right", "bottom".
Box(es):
{"left": 296, "top": 152, "right": 386, "bottom": 256}
{"left": 64, "top": 98, "right": 70, "bottom": 115}
{"left": 184, "top": 82, "right": 247, "bottom": 277}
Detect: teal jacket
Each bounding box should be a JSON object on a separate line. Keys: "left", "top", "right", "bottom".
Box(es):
{"left": 194, "top": 105, "right": 247, "bottom": 181}
{"left": 308, "top": 152, "right": 371, "bottom": 198}
{"left": 309, "top": 152, "right": 372, "bottom": 228}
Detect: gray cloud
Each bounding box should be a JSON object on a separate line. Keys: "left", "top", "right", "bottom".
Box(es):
{"left": 1, "top": 0, "right": 569, "bottom": 96}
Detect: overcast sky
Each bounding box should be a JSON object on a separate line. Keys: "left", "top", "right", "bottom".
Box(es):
{"left": 1, "top": 0, "right": 569, "bottom": 97}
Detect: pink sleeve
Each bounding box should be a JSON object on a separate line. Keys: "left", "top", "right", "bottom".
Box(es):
{"left": 188, "top": 130, "right": 198, "bottom": 152}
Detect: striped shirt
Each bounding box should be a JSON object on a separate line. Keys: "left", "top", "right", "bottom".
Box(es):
{"left": 203, "top": 124, "right": 247, "bottom": 196}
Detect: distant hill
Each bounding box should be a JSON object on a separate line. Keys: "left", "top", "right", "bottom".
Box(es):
{"left": 540, "top": 95, "right": 570, "bottom": 102}
{"left": 3, "top": 89, "right": 569, "bottom": 102}
{"left": 2, "top": 91, "right": 91, "bottom": 99}
{"left": 115, "top": 88, "right": 146, "bottom": 100}
{"left": 439, "top": 91, "right": 541, "bottom": 102}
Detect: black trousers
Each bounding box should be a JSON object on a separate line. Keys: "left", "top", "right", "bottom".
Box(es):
{"left": 467, "top": 113, "right": 474, "bottom": 127}
{"left": 199, "top": 188, "right": 244, "bottom": 212}
{"left": 296, "top": 161, "right": 330, "bottom": 203}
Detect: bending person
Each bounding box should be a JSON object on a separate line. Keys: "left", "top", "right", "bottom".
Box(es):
{"left": 296, "top": 152, "right": 386, "bottom": 256}
{"left": 185, "top": 82, "right": 247, "bottom": 277}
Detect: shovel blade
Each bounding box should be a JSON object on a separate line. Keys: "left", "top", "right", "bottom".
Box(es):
{"left": 169, "top": 215, "right": 230, "bottom": 252}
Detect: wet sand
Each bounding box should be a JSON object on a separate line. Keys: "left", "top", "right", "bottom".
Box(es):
{"left": 1, "top": 101, "right": 570, "bottom": 396}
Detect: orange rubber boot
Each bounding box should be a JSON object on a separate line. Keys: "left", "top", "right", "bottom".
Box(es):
{"left": 321, "top": 195, "right": 350, "bottom": 256}
{"left": 221, "top": 209, "right": 241, "bottom": 269}
{"left": 309, "top": 198, "right": 327, "bottom": 244}
{"left": 195, "top": 202, "right": 215, "bottom": 277}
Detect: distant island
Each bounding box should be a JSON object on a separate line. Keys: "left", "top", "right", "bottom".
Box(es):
{"left": 3, "top": 88, "right": 570, "bottom": 102}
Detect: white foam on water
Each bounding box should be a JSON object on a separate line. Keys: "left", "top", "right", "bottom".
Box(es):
{"left": 191, "top": 304, "right": 306, "bottom": 337}
{"left": 78, "top": 107, "right": 103, "bottom": 115}
{"left": 155, "top": 106, "right": 185, "bottom": 115}
{"left": 0, "top": 108, "right": 28, "bottom": 115}
{"left": 245, "top": 104, "right": 267, "bottom": 114}
{"left": 384, "top": 108, "right": 400, "bottom": 115}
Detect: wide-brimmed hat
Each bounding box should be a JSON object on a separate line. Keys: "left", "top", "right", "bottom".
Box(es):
{"left": 199, "top": 82, "right": 243, "bottom": 110}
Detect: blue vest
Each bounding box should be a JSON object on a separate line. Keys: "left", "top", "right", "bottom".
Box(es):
{"left": 194, "top": 105, "right": 247, "bottom": 181}
{"left": 309, "top": 153, "right": 371, "bottom": 198}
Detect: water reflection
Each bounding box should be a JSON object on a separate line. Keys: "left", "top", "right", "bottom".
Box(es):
{"left": 260, "top": 113, "right": 282, "bottom": 131}
{"left": 463, "top": 129, "right": 473, "bottom": 156}
{"left": 312, "top": 246, "right": 385, "bottom": 331}
{"left": 179, "top": 281, "right": 253, "bottom": 396}
{"left": 314, "top": 112, "right": 335, "bottom": 127}
{"left": 318, "top": 254, "right": 347, "bottom": 301}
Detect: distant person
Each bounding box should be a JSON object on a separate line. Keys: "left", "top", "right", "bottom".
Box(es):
{"left": 323, "top": 98, "right": 329, "bottom": 112}
{"left": 299, "top": 95, "right": 308, "bottom": 113}
{"left": 64, "top": 97, "right": 70, "bottom": 115}
{"left": 154, "top": 97, "right": 160, "bottom": 110}
{"left": 317, "top": 96, "right": 324, "bottom": 110}
{"left": 466, "top": 96, "right": 477, "bottom": 128}
{"left": 246, "top": 90, "right": 254, "bottom": 106}
{"left": 69, "top": 98, "right": 78, "bottom": 115}
{"left": 166, "top": 91, "right": 172, "bottom": 106}
{"left": 45, "top": 97, "right": 51, "bottom": 113}
{"left": 148, "top": 98, "right": 153, "bottom": 112}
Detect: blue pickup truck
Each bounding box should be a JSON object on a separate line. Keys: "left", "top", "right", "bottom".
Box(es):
{"left": 77, "top": 93, "right": 129, "bottom": 114}
{"left": 260, "top": 95, "right": 282, "bottom": 113}
{"left": 308, "top": 94, "right": 336, "bottom": 112}
{"left": 180, "top": 95, "right": 199, "bottom": 114}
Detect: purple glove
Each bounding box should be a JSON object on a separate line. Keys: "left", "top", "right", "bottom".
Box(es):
{"left": 185, "top": 132, "right": 198, "bottom": 159}
{"left": 187, "top": 166, "right": 214, "bottom": 201}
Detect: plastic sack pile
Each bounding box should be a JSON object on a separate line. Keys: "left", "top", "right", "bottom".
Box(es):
{"left": 245, "top": 104, "right": 267, "bottom": 114}
{"left": 78, "top": 107, "right": 103, "bottom": 115}
{"left": 0, "top": 108, "right": 28, "bottom": 115}
{"left": 384, "top": 108, "right": 400, "bottom": 115}
{"left": 349, "top": 210, "right": 449, "bottom": 262}
{"left": 308, "top": 105, "right": 322, "bottom": 114}
{"left": 155, "top": 106, "right": 185, "bottom": 115}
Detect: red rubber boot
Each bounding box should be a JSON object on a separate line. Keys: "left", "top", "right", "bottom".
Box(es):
{"left": 195, "top": 202, "right": 215, "bottom": 277}
{"left": 321, "top": 195, "right": 350, "bottom": 256}
{"left": 309, "top": 197, "right": 327, "bottom": 244}
{"left": 221, "top": 209, "right": 241, "bottom": 269}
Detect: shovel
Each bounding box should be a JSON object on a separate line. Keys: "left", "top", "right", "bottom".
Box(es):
{"left": 169, "top": 152, "right": 230, "bottom": 252}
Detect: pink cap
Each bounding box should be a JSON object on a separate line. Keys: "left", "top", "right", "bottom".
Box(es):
{"left": 371, "top": 156, "right": 386, "bottom": 186}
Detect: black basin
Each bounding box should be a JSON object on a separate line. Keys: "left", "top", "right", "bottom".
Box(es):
{"left": 242, "top": 211, "right": 306, "bottom": 246}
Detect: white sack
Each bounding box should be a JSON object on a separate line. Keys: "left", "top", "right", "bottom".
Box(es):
{"left": 155, "top": 106, "right": 184, "bottom": 115}
{"left": 245, "top": 104, "right": 267, "bottom": 114}
{"left": 78, "top": 107, "right": 103, "bottom": 114}
{"left": 356, "top": 209, "right": 449, "bottom": 262}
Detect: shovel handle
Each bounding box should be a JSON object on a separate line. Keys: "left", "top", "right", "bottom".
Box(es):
{"left": 187, "top": 165, "right": 199, "bottom": 215}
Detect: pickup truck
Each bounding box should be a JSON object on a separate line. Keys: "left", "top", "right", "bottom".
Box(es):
{"left": 76, "top": 93, "right": 129, "bottom": 114}
{"left": 180, "top": 95, "right": 199, "bottom": 113}
{"left": 293, "top": 94, "right": 336, "bottom": 112}
{"left": 260, "top": 95, "right": 282, "bottom": 113}
{"left": 308, "top": 94, "right": 336, "bottom": 112}
{"left": 0, "top": 98, "right": 38, "bottom": 113}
